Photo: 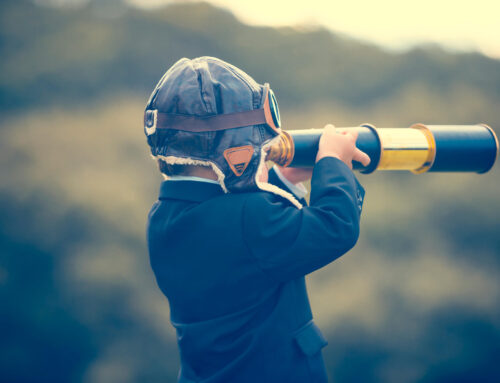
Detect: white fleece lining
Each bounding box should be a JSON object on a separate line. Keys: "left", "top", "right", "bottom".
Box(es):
{"left": 153, "top": 155, "right": 228, "bottom": 193}
{"left": 256, "top": 139, "right": 303, "bottom": 209}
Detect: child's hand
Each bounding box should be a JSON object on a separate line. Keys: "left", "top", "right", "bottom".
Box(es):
{"left": 316, "top": 124, "right": 371, "bottom": 169}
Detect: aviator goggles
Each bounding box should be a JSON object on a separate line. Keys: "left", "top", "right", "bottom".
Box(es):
{"left": 144, "top": 83, "right": 281, "bottom": 136}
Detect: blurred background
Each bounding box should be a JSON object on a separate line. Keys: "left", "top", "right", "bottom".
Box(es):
{"left": 1, "top": 0, "right": 499, "bottom": 382}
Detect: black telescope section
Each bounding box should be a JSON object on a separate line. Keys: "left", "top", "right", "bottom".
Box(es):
{"left": 351, "top": 124, "right": 380, "bottom": 173}
{"left": 289, "top": 125, "right": 380, "bottom": 173}
{"left": 289, "top": 130, "right": 320, "bottom": 168}
{"left": 425, "top": 125, "right": 498, "bottom": 173}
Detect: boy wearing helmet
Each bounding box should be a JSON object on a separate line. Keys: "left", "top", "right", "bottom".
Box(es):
{"left": 145, "top": 57, "right": 369, "bottom": 383}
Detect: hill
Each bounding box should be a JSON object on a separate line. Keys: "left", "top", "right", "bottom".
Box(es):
{"left": 1, "top": 0, "right": 500, "bottom": 116}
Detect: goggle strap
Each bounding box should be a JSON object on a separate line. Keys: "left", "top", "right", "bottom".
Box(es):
{"left": 152, "top": 108, "right": 269, "bottom": 132}
{"left": 145, "top": 85, "right": 280, "bottom": 133}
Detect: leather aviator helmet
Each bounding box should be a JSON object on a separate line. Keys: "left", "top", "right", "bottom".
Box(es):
{"left": 144, "top": 56, "right": 302, "bottom": 208}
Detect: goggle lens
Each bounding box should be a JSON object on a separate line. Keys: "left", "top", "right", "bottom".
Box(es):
{"left": 268, "top": 88, "right": 281, "bottom": 129}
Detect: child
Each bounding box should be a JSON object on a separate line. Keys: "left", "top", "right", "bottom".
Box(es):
{"left": 145, "top": 57, "right": 369, "bottom": 383}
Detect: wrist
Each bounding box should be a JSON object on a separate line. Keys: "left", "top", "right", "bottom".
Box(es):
{"left": 273, "top": 166, "right": 308, "bottom": 199}
{"left": 316, "top": 152, "right": 342, "bottom": 163}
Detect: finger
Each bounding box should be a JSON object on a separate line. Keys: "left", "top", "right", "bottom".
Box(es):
{"left": 324, "top": 124, "right": 336, "bottom": 133}
{"left": 348, "top": 129, "right": 359, "bottom": 142}
{"left": 353, "top": 148, "right": 371, "bottom": 167}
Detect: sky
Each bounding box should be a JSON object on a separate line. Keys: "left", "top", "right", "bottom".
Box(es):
{"left": 126, "top": 0, "right": 500, "bottom": 59}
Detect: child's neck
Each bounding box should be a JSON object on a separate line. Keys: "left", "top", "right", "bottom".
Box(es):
{"left": 188, "top": 167, "right": 218, "bottom": 181}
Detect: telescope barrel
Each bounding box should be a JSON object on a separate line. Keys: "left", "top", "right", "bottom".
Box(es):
{"left": 266, "top": 124, "right": 498, "bottom": 174}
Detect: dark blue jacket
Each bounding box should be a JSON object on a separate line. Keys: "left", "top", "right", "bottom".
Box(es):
{"left": 147, "top": 157, "right": 365, "bottom": 382}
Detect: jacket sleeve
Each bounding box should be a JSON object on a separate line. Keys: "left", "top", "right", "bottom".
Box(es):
{"left": 242, "top": 157, "right": 365, "bottom": 282}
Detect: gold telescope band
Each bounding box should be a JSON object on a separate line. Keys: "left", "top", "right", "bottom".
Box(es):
{"left": 372, "top": 125, "right": 436, "bottom": 173}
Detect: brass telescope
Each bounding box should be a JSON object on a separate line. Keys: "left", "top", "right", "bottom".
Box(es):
{"left": 266, "top": 124, "right": 499, "bottom": 174}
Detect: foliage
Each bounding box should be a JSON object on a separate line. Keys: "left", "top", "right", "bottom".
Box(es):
{"left": 1, "top": 0, "right": 500, "bottom": 113}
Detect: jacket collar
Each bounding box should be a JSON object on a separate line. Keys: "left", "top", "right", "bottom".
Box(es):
{"left": 159, "top": 180, "right": 225, "bottom": 202}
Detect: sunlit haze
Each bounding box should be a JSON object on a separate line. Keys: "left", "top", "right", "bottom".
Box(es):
{"left": 127, "top": 0, "right": 500, "bottom": 59}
